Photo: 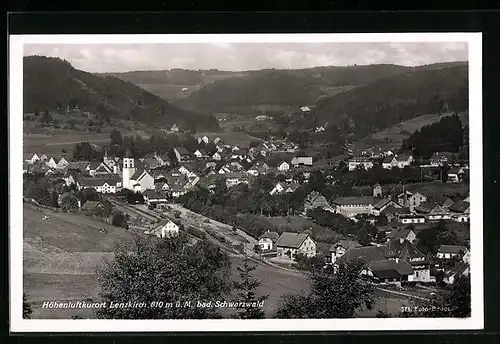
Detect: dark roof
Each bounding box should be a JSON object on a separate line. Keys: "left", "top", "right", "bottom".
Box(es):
{"left": 448, "top": 167, "right": 464, "bottom": 175}
{"left": 381, "top": 205, "right": 410, "bottom": 215}
{"left": 81, "top": 200, "right": 100, "bottom": 210}
{"left": 143, "top": 189, "right": 166, "bottom": 199}
{"left": 329, "top": 239, "right": 361, "bottom": 252}
{"left": 175, "top": 147, "right": 190, "bottom": 155}
{"left": 396, "top": 154, "right": 412, "bottom": 162}
{"left": 79, "top": 177, "right": 120, "bottom": 187}
{"left": 387, "top": 228, "right": 414, "bottom": 240}
{"left": 449, "top": 200, "right": 470, "bottom": 213}
{"left": 332, "top": 196, "right": 376, "bottom": 206}
{"left": 367, "top": 260, "right": 410, "bottom": 278}
{"left": 131, "top": 169, "right": 147, "bottom": 180}
{"left": 415, "top": 201, "right": 440, "bottom": 214}
{"left": 374, "top": 198, "right": 393, "bottom": 210}
{"left": 260, "top": 231, "right": 279, "bottom": 242}
{"left": 438, "top": 245, "right": 468, "bottom": 254}
{"left": 341, "top": 246, "right": 386, "bottom": 263}
{"left": 275, "top": 232, "right": 310, "bottom": 249}
{"left": 382, "top": 156, "right": 396, "bottom": 163}
{"left": 384, "top": 239, "right": 425, "bottom": 260}
{"left": 87, "top": 161, "right": 101, "bottom": 170}
{"left": 445, "top": 261, "right": 470, "bottom": 278}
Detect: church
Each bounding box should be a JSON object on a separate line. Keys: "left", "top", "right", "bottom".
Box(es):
{"left": 122, "top": 149, "right": 155, "bottom": 192}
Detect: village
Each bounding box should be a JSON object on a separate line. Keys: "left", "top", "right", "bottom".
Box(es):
{"left": 23, "top": 126, "right": 471, "bottom": 291}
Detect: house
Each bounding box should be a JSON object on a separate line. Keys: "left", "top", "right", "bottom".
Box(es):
{"left": 23, "top": 163, "right": 29, "bottom": 174}
{"left": 397, "top": 191, "right": 427, "bottom": 212}
{"left": 143, "top": 189, "right": 168, "bottom": 207}
{"left": 25, "top": 153, "right": 40, "bottom": 164}
{"left": 415, "top": 201, "right": 451, "bottom": 221}
{"left": 277, "top": 161, "right": 290, "bottom": 172}
{"left": 174, "top": 147, "right": 191, "bottom": 162}
{"left": 255, "top": 115, "right": 268, "bottom": 121}
{"left": 291, "top": 156, "right": 313, "bottom": 167}
{"left": 437, "top": 245, "right": 468, "bottom": 260}
{"left": 372, "top": 183, "right": 383, "bottom": 197}
{"left": 194, "top": 149, "right": 209, "bottom": 159}
{"left": 46, "top": 157, "right": 58, "bottom": 169}
{"left": 155, "top": 181, "right": 170, "bottom": 192}
{"left": 329, "top": 239, "right": 361, "bottom": 264}
{"left": 170, "top": 124, "right": 179, "bottom": 133}
{"left": 85, "top": 162, "right": 103, "bottom": 177}
{"left": 348, "top": 157, "right": 374, "bottom": 171}
{"left": 304, "top": 191, "right": 335, "bottom": 213}
{"left": 432, "top": 195, "right": 455, "bottom": 210}
{"left": 382, "top": 156, "right": 398, "bottom": 169}
{"left": 331, "top": 196, "right": 377, "bottom": 217}
{"left": 94, "top": 162, "right": 114, "bottom": 176}
{"left": 155, "top": 219, "right": 180, "bottom": 238}
{"left": 382, "top": 205, "right": 411, "bottom": 222}
{"left": 449, "top": 200, "right": 470, "bottom": 223}
{"left": 447, "top": 167, "right": 465, "bottom": 183}
{"left": 122, "top": 155, "right": 155, "bottom": 192}
{"left": 200, "top": 135, "right": 210, "bottom": 144}
{"left": 395, "top": 154, "right": 413, "bottom": 169}
{"left": 78, "top": 177, "right": 122, "bottom": 194}
{"left": 387, "top": 227, "right": 417, "bottom": 244}
{"left": 275, "top": 232, "right": 316, "bottom": 260}
{"left": 224, "top": 172, "right": 249, "bottom": 188}
{"left": 56, "top": 157, "right": 70, "bottom": 170}
{"left": 258, "top": 230, "right": 279, "bottom": 251}
{"left": 399, "top": 215, "right": 426, "bottom": 224}
{"left": 300, "top": 106, "right": 311, "bottom": 113}
{"left": 372, "top": 198, "right": 403, "bottom": 216}
{"left": 213, "top": 137, "right": 221, "bottom": 145}
{"left": 443, "top": 262, "right": 470, "bottom": 284}
{"left": 315, "top": 126, "right": 325, "bottom": 133}
{"left": 430, "top": 152, "right": 453, "bottom": 166}
{"left": 269, "top": 182, "right": 300, "bottom": 195}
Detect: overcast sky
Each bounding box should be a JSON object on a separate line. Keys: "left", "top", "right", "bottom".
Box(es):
{"left": 23, "top": 42, "right": 468, "bottom": 73}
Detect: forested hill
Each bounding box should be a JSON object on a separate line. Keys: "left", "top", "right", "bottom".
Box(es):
{"left": 316, "top": 64, "right": 468, "bottom": 140}
{"left": 23, "top": 56, "right": 220, "bottom": 131}
{"left": 174, "top": 64, "right": 414, "bottom": 114}
{"left": 402, "top": 114, "right": 465, "bottom": 157}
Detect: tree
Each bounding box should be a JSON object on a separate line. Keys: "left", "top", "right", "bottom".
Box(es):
{"left": 111, "top": 210, "right": 128, "bottom": 229}
{"left": 25, "top": 182, "right": 52, "bottom": 206}
{"left": 275, "top": 259, "right": 376, "bottom": 318}
{"left": 23, "top": 294, "right": 32, "bottom": 319}
{"left": 232, "top": 257, "right": 268, "bottom": 319}
{"left": 50, "top": 190, "right": 60, "bottom": 208}
{"left": 60, "top": 193, "right": 79, "bottom": 211}
{"left": 110, "top": 129, "right": 123, "bottom": 147}
{"left": 81, "top": 188, "right": 100, "bottom": 204}
{"left": 356, "top": 225, "right": 371, "bottom": 246}
{"left": 94, "top": 234, "right": 231, "bottom": 319}
{"left": 40, "top": 109, "right": 52, "bottom": 125}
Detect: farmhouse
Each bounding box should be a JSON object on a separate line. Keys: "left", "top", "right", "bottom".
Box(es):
{"left": 329, "top": 239, "right": 361, "bottom": 264}
{"left": 395, "top": 154, "right": 413, "bottom": 169}
{"left": 304, "top": 191, "right": 335, "bottom": 213}
{"left": 143, "top": 189, "right": 169, "bottom": 207}
{"left": 78, "top": 177, "right": 122, "bottom": 193}
{"left": 174, "top": 147, "right": 191, "bottom": 162}
{"left": 382, "top": 205, "right": 411, "bottom": 222}
{"left": 155, "top": 219, "right": 180, "bottom": 238}
{"left": 437, "top": 245, "right": 468, "bottom": 260}
{"left": 277, "top": 161, "right": 290, "bottom": 172}
{"left": 447, "top": 167, "right": 465, "bottom": 183}
{"left": 291, "top": 156, "right": 313, "bottom": 167}
{"left": 348, "top": 157, "right": 374, "bottom": 171}
{"left": 331, "top": 196, "right": 376, "bottom": 217}
{"left": 387, "top": 227, "right": 417, "bottom": 244}
{"left": 397, "top": 191, "right": 427, "bottom": 212}
{"left": 415, "top": 201, "right": 451, "bottom": 221}
{"left": 276, "top": 232, "right": 316, "bottom": 260}
{"left": 372, "top": 198, "right": 402, "bottom": 216}
{"left": 382, "top": 156, "right": 398, "bottom": 169}
{"left": 258, "top": 230, "right": 279, "bottom": 251}
{"left": 194, "top": 149, "right": 209, "bottom": 159}
{"left": 449, "top": 200, "right": 470, "bottom": 223}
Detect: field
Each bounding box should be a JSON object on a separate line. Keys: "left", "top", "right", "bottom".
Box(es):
{"left": 138, "top": 83, "right": 201, "bottom": 101}
{"left": 24, "top": 130, "right": 111, "bottom": 156}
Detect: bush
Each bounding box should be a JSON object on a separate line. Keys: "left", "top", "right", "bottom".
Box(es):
{"left": 187, "top": 226, "right": 206, "bottom": 239}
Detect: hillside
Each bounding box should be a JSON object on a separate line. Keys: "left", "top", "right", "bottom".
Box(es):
{"left": 315, "top": 64, "right": 468, "bottom": 140}
{"left": 23, "top": 56, "right": 220, "bottom": 131}
{"left": 173, "top": 64, "right": 414, "bottom": 115}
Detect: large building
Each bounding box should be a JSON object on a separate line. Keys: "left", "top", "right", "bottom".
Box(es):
{"left": 122, "top": 149, "right": 155, "bottom": 192}
{"left": 331, "top": 196, "right": 377, "bottom": 217}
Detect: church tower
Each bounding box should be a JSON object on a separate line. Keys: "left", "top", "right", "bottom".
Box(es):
{"left": 122, "top": 148, "right": 136, "bottom": 190}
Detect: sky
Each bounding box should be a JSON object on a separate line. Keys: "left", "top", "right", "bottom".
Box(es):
{"left": 23, "top": 42, "right": 468, "bottom": 73}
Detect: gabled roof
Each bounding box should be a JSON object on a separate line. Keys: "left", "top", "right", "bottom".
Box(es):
{"left": 373, "top": 198, "right": 393, "bottom": 210}
{"left": 415, "top": 201, "right": 440, "bottom": 214}
{"left": 396, "top": 154, "right": 412, "bottom": 162}
{"left": 387, "top": 228, "right": 414, "bottom": 240}
{"left": 448, "top": 167, "right": 465, "bottom": 175}
{"left": 275, "top": 232, "right": 310, "bottom": 249}
{"left": 329, "top": 239, "right": 361, "bottom": 252}
{"left": 131, "top": 169, "right": 150, "bottom": 180}
{"left": 382, "top": 205, "right": 410, "bottom": 215}
{"left": 341, "top": 246, "right": 386, "bottom": 263}
{"left": 444, "top": 261, "right": 470, "bottom": 278}
{"left": 143, "top": 189, "right": 166, "bottom": 199}
{"left": 438, "top": 245, "right": 468, "bottom": 254}
{"left": 449, "top": 200, "right": 470, "bottom": 213}
{"left": 87, "top": 161, "right": 101, "bottom": 170}
{"left": 384, "top": 239, "right": 425, "bottom": 260}
{"left": 367, "top": 259, "right": 413, "bottom": 277}
{"left": 79, "top": 177, "right": 120, "bottom": 187}
{"left": 175, "top": 147, "right": 190, "bottom": 155}
{"left": 260, "top": 231, "right": 279, "bottom": 242}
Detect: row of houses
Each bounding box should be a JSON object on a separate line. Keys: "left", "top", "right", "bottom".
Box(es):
{"left": 258, "top": 230, "right": 469, "bottom": 285}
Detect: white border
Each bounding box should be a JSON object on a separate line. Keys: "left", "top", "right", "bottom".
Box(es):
{"left": 9, "top": 33, "right": 483, "bottom": 332}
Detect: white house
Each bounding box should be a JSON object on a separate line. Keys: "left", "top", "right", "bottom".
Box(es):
{"left": 447, "top": 167, "right": 465, "bottom": 183}
{"left": 276, "top": 232, "right": 316, "bottom": 260}
{"left": 397, "top": 191, "right": 427, "bottom": 212}
{"left": 156, "top": 219, "right": 180, "bottom": 238}
{"left": 46, "top": 157, "right": 58, "bottom": 169}
{"left": 291, "top": 156, "right": 313, "bottom": 167}
{"left": 399, "top": 215, "right": 426, "bottom": 224}
{"left": 331, "top": 196, "right": 377, "bottom": 217}
{"left": 78, "top": 177, "right": 122, "bottom": 194}
{"left": 56, "top": 157, "right": 69, "bottom": 169}
{"left": 395, "top": 154, "right": 414, "bottom": 169}
{"left": 258, "top": 230, "right": 279, "bottom": 251}
{"left": 277, "top": 161, "right": 290, "bottom": 172}
{"left": 25, "top": 153, "right": 40, "bottom": 164}
{"left": 225, "top": 172, "right": 248, "bottom": 188}
{"left": 143, "top": 189, "right": 169, "bottom": 207}
{"left": 300, "top": 106, "right": 311, "bottom": 113}
{"left": 382, "top": 156, "right": 398, "bottom": 169}
{"left": 329, "top": 239, "right": 361, "bottom": 265}
{"left": 437, "top": 245, "right": 468, "bottom": 260}
{"left": 122, "top": 153, "right": 155, "bottom": 192}
{"left": 348, "top": 157, "right": 374, "bottom": 171}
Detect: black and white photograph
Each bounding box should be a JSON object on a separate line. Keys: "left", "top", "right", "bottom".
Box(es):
{"left": 9, "top": 33, "right": 483, "bottom": 332}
